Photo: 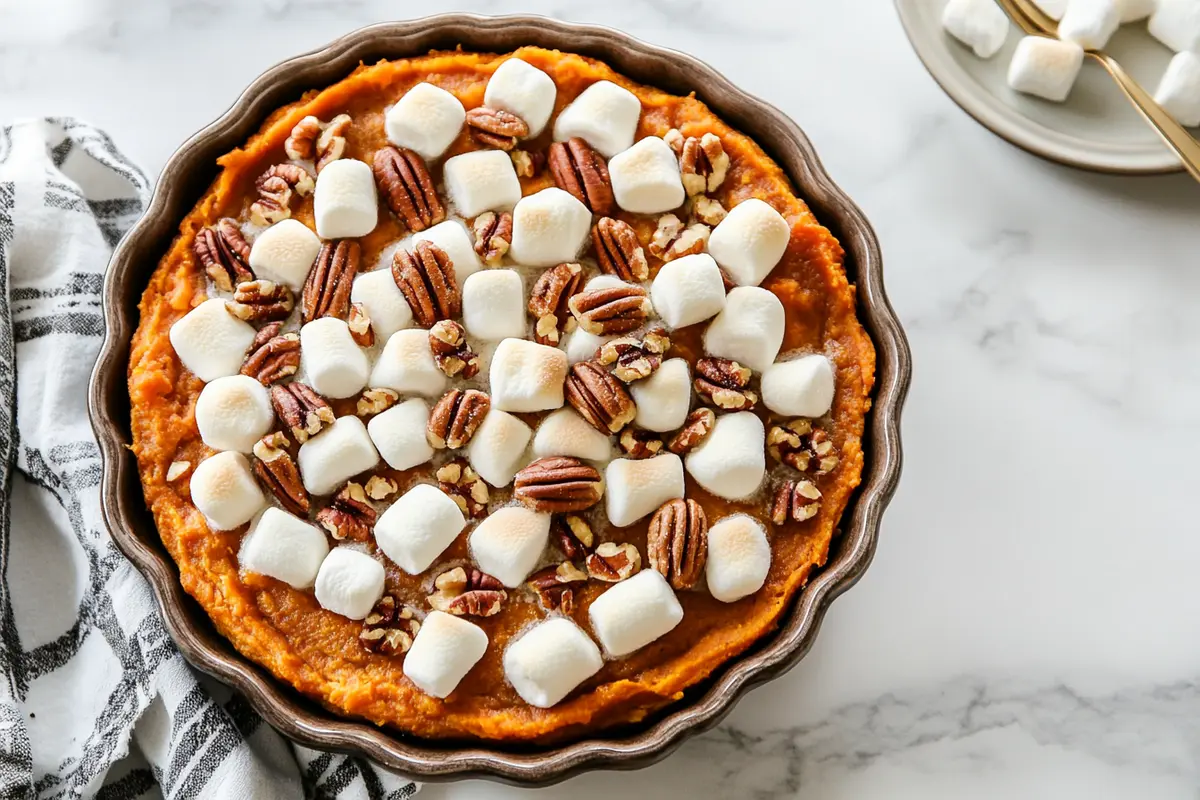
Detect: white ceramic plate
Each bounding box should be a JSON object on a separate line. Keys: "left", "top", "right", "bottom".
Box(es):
{"left": 895, "top": 0, "right": 1189, "bottom": 175}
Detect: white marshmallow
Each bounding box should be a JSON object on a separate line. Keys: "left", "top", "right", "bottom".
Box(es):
{"left": 1118, "top": 0, "right": 1157, "bottom": 22}
{"left": 411, "top": 220, "right": 483, "bottom": 285}
{"left": 374, "top": 483, "right": 466, "bottom": 575}
{"left": 489, "top": 338, "right": 568, "bottom": 412}
{"left": 314, "top": 547, "right": 385, "bottom": 620}
{"left": 503, "top": 617, "right": 603, "bottom": 708}
{"left": 351, "top": 268, "right": 413, "bottom": 341}
{"left": 369, "top": 329, "right": 448, "bottom": 397}
{"left": 466, "top": 409, "right": 532, "bottom": 488}
{"left": 468, "top": 505, "right": 550, "bottom": 587}
{"left": 248, "top": 219, "right": 321, "bottom": 290}
{"left": 1008, "top": 36, "right": 1085, "bottom": 102}
{"left": 296, "top": 416, "right": 380, "bottom": 496}
{"left": 403, "top": 611, "right": 488, "bottom": 699}
{"left": 299, "top": 317, "right": 369, "bottom": 399}
{"left": 703, "top": 286, "right": 785, "bottom": 373}
{"left": 1031, "top": 0, "right": 1069, "bottom": 18}
{"left": 169, "top": 298, "right": 257, "bottom": 382}
{"left": 1149, "top": 0, "right": 1200, "bottom": 51}
{"left": 239, "top": 507, "right": 328, "bottom": 589}
{"left": 384, "top": 82, "right": 466, "bottom": 161}
{"left": 190, "top": 451, "right": 265, "bottom": 531}
{"left": 1156, "top": 51, "right": 1200, "bottom": 126}
{"left": 443, "top": 150, "right": 522, "bottom": 219}
{"left": 195, "top": 375, "right": 274, "bottom": 453}
{"left": 685, "top": 411, "right": 765, "bottom": 501}
{"left": 462, "top": 270, "right": 526, "bottom": 341}
{"left": 941, "top": 0, "right": 1011, "bottom": 59}
{"left": 533, "top": 408, "right": 613, "bottom": 462}
{"left": 705, "top": 514, "right": 771, "bottom": 603}
{"left": 563, "top": 328, "right": 610, "bottom": 365}
{"left": 509, "top": 188, "right": 593, "bottom": 268}
{"left": 1058, "top": 0, "right": 1120, "bottom": 49}
{"left": 485, "top": 58, "right": 557, "bottom": 137}
{"left": 588, "top": 570, "right": 683, "bottom": 657}
{"left": 707, "top": 199, "right": 790, "bottom": 288}
{"left": 761, "top": 354, "right": 835, "bottom": 418}
{"left": 608, "top": 137, "right": 685, "bottom": 214}
{"left": 650, "top": 253, "right": 726, "bottom": 329}
{"left": 605, "top": 454, "right": 684, "bottom": 527}
{"left": 629, "top": 359, "right": 691, "bottom": 433}
{"left": 313, "top": 159, "right": 378, "bottom": 240}
{"left": 553, "top": 80, "right": 642, "bottom": 158}
{"left": 367, "top": 398, "right": 435, "bottom": 471}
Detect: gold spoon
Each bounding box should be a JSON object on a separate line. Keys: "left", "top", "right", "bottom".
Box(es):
{"left": 994, "top": 0, "right": 1200, "bottom": 182}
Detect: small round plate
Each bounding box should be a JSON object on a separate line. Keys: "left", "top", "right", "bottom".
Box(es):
{"left": 895, "top": 0, "right": 1188, "bottom": 175}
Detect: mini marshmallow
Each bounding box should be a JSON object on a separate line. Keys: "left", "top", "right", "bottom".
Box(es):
{"left": 351, "top": 268, "right": 413, "bottom": 341}
{"left": 563, "top": 328, "right": 610, "bottom": 365}
{"left": 466, "top": 409, "right": 533, "bottom": 487}
{"left": 313, "top": 159, "right": 378, "bottom": 240}
{"left": 941, "top": 0, "right": 1011, "bottom": 59}
{"left": 650, "top": 253, "right": 727, "bottom": 329}
{"left": 411, "top": 220, "right": 483, "bottom": 284}
{"left": 296, "top": 415, "right": 380, "bottom": 496}
{"left": 1058, "top": 0, "right": 1120, "bottom": 50}
{"left": 403, "top": 611, "right": 488, "bottom": 698}
{"left": 1156, "top": 51, "right": 1200, "bottom": 126}
{"left": 374, "top": 483, "right": 466, "bottom": 575}
{"left": 707, "top": 199, "right": 790, "bottom": 288}
{"left": 463, "top": 270, "right": 525, "bottom": 341}
{"left": 169, "top": 298, "right": 257, "bottom": 382}
{"left": 1031, "top": 0, "right": 1068, "bottom": 18}
{"left": 190, "top": 451, "right": 265, "bottom": 531}
{"left": 503, "top": 617, "right": 603, "bottom": 708}
{"left": 1118, "top": 0, "right": 1157, "bottom": 22}
{"left": 705, "top": 514, "right": 771, "bottom": 603}
{"left": 532, "top": 408, "right": 613, "bottom": 462}
{"left": 608, "top": 136, "right": 685, "bottom": 214}
{"left": 367, "top": 398, "right": 435, "bottom": 471}
{"left": 195, "top": 375, "right": 274, "bottom": 453}
{"left": 685, "top": 412, "right": 765, "bottom": 501}
{"left": 239, "top": 507, "right": 328, "bottom": 589}
{"left": 248, "top": 219, "right": 321, "bottom": 290}
{"left": 605, "top": 454, "right": 684, "bottom": 527}
{"left": 761, "top": 354, "right": 835, "bottom": 418}
{"left": 314, "top": 547, "right": 385, "bottom": 620}
{"left": 1149, "top": 0, "right": 1200, "bottom": 52}
{"left": 629, "top": 359, "right": 691, "bottom": 433}
{"left": 588, "top": 569, "right": 683, "bottom": 657}
{"left": 489, "top": 338, "right": 568, "bottom": 412}
{"left": 385, "top": 82, "right": 466, "bottom": 161}
{"left": 299, "top": 317, "right": 370, "bottom": 399}
{"left": 469, "top": 505, "right": 550, "bottom": 587}
{"left": 369, "top": 329, "right": 448, "bottom": 397}
{"left": 443, "top": 150, "right": 522, "bottom": 219}
{"left": 1007, "top": 35, "right": 1085, "bottom": 102}
{"left": 703, "top": 286, "right": 785, "bottom": 373}
{"left": 509, "top": 188, "right": 592, "bottom": 267}
{"left": 553, "top": 80, "right": 642, "bottom": 158}
{"left": 485, "top": 58, "right": 557, "bottom": 137}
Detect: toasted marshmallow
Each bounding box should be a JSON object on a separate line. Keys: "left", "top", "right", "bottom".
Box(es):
{"left": 761, "top": 355, "right": 835, "bottom": 418}
{"left": 468, "top": 505, "right": 550, "bottom": 587}
{"left": 404, "top": 611, "right": 488, "bottom": 698}
{"left": 369, "top": 329, "right": 448, "bottom": 397}
{"left": 367, "top": 398, "right": 435, "bottom": 471}
{"left": 190, "top": 451, "right": 265, "bottom": 531}
{"left": 941, "top": 0, "right": 1010, "bottom": 59}
{"left": 314, "top": 547, "right": 385, "bottom": 620}
{"left": 1058, "top": 0, "right": 1120, "bottom": 50}
{"left": 1156, "top": 51, "right": 1200, "bottom": 127}
{"left": 385, "top": 83, "right": 466, "bottom": 161}
{"left": 608, "top": 137, "right": 685, "bottom": 214}
{"left": 374, "top": 483, "right": 466, "bottom": 575}
{"left": 466, "top": 409, "right": 532, "bottom": 487}
{"left": 351, "top": 268, "right": 413, "bottom": 341}
{"left": 629, "top": 359, "right": 691, "bottom": 433}
{"left": 706, "top": 514, "right": 770, "bottom": 603}
{"left": 1007, "top": 36, "right": 1084, "bottom": 102}
{"left": 313, "top": 159, "right": 378, "bottom": 240}
{"left": 239, "top": 507, "right": 328, "bottom": 589}
{"left": 443, "top": 150, "right": 522, "bottom": 219}
{"left": 532, "top": 408, "right": 613, "bottom": 462}
{"left": 411, "top": 219, "right": 483, "bottom": 284}
{"left": 1150, "top": 0, "right": 1200, "bottom": 52}
{"left": 1117, "top": 0, "right": 1156, "bottom": 22}
{"left": 685, "top": 411, "right": 764, "bottom": 501}
{"left": 588, "top": 570, "right": 683, "bottom": 657}
{"left": 504, "top": 617, "right": 603, "bottom": 708}
{"left": 650, "top": 253, "right": 726, "bottom": 330}
{"left": 296, "top": 416, "right": 380, "bottom": 496}
{"left": 553, "top": 80, "right": 641, "bottom": 158}
{"left": 169, "top": 298, "right": 257, "bottom": 382}
{"left": 299, "top": 318, "right": 370, "bottom": 399}
{"left": 463, "top": 270, "right": 525, "bottom": 341}
{"left": 703, "top": 286, "right": 785, "bottom": 373}
{"left": 509, "top": 188, "right": 592, "bottom": 267}
{"left": 248, "top": 219, "right": 321, "bottom": 290}
{"left": 195, "top": 375, "right": 274, "bottom": 453}
{"left": 485, "top": 58, "right": 557, "bottom": 136}
{"left": 563, "top": 328, "right": 610, "bottom": 365}
{"left": 489, "top": 338, "right": 568, "bottom": 412}
{"left": 605, "top": 454, "right": 684, "bottom": 527}
{"left": 707, "top": 199, "right": 790, "bottom": 288}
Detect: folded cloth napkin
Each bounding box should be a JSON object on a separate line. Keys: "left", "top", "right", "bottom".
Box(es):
{"left": 0, "top": 118, "right": 419, "bottom": 799}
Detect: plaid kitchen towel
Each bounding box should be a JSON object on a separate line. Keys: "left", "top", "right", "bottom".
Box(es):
{"left": 0, "top": 118, "right": 419, "bottom": 800}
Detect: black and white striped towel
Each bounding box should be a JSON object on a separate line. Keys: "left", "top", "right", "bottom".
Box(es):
{"left": 0, "top": 118, "right": 419, "bottom": 799}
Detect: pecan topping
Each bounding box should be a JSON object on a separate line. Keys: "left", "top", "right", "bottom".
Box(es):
{"left": 592, "top": 217, "right": 649, "bottom": 283}
{"left": 428, "top": 319, "right": 480, "bottom": 378}
{"left": 427, "top": 389, "right": 491, "bottom": 450}
{"left": 241, "top": 324, "right": 300, "bottom": 385}
{"left": 446, "top": 590, "right": 506, "bottom": 617}
{"left": 428, "top": 566, "right": 506, "bottom": 616}
{"left": 166, "top": 461, "right": 191, "bottom": 482}
{"left": 193, "top": 219, "right": 253, "bottom": 292}
{"left": 347, "top": 302, "right": 374, "bottom": 347}
{"left": 392, "top": 241, "right": 460, "bottom": 328}
{"left": 359, "top": 595, "right": 420, "bottom": 655}
{"left": 436, "top": 459, "right": 489, "bottom": 518}
{"left": 226, "top": 279, "right": 294, "bottom": 323}
{"left": 465, "top": 106, "right": 529, "bottom": 150}
{"left": 586, "top": 541, "right": 642, "bottom": 582}
{"left": 373, "top": 145, "right": 445, "bottom": 232}
{"left": 513, "top": 457, "right": 604, "bottom": 513}
{"left": 285, "top": 113, "right": 351, "bottom": 172}
{"left": 565, "top": 361, "right": 637, "bottom": 434}
{"left": 252, "top": 432, "right": 309, "bottom": 516}
{"left": 770, "top": 478, "right": 822, "bottom": 524}
{"left": 270, "top": 383, "right": 334, "bottom": 443}
{"left": 568, "top": 284, "right": 652, "bottom": 336}
{"left": 553, "top": 514, "right": 595, "bottom": 559}
{"left": 647, "top": 213, "right": 709, "bottom": 262}
{"left": 356, "top": 388, "right": 399, "bottom": 418}
{"left": 528, "top": 262, "right": 582, "bottom": 345}
{"left": 249, "top": 164, "right": 314, "bottom": 226}
{"left": 510, "top": 149, "right": 545, "bottom": 178}
{"left": 618, "top": 426, "right": 663, "bottom": 459}
{"left": 767, "top": 420, "right": 839, "bottom": 476}
{"left": 316, "top": 482, "right": 376, "bottom": 542}
{"left": 528, "top": 561, "right": 589, "bottom": 613}
{"left": 597, "top": 328, "right": 670, "bottom": 383}
{"left": 677, "top": 132, "right": 730, "bottom": 196}
{"left": 666, "top": 408, "right": 716, "bottom": 455}
{"left": 647, "top": 498, "right": 707, "bottom": 589}
{"left": 302, "top": 240, "right": 359, "bottom": 323}
{"left": 364, "top": 474, "right": 399, "bottom": 501}
{"left": 471, "top": 211, "right": 513, "bottom": 266}
{"left": 694, "top": 358, "right": 758, "bottom": 410}
{"left": 693, "top": 195, "right": 728, "bottom": 226}
{"left": 548, "top": 137, "right": 614, "bottom": 215}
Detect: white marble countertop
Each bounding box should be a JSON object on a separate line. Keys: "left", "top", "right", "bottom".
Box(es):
{"left": 5, "top": 0, "right": 1200, "bottom": 797}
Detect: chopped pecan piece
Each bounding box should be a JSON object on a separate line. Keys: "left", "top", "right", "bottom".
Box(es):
{"left": 548, "top": 137, "right": 614, "bottom": 215}
{"left": 771, "top": 478, "right": 822, "bottom": 524}
{"left": 193, "top": 219, "right": 253, "bottom": 292}
{"left": 553, "top": 514, "right": 595, "bottom": 559}
{"left": 270, "top": 382, "right": 335, "bottom": 443}
{"left": 356, "top": 388, "right": 399, "bottom": 418}
{"left": 597, "top": 328, "right": 670, "bottom": 382}
{"left": 316, "top": 482, "right": 376, "bottom": 542}
{"left": 252, "top": 431, "right": 309, "bottom": 516}
{"left": 301, "top": 240, "right": 359, "bottom": 323}
{"left": 568, "top": 284, "right": 652, "bottom": 336}
{"left": 436, "top": 459, "right": 489, "bottom": 518}
{"left": 373, "top": 145, "right": 445, "bottom": 232}
{"left": 586, "top": 541, "right": 642, "bottom": 582}
{"left": 446, "top": 590, "right": 506, "bottom": 617}
{"left": 565, "top": 361, "right": 637, "bottom": 434}
{"left": 227, "top": 279, "right": 294, "bottom": 323}
{"left": 678, "top": 132, "right": 730, "bottom": 196}
{"left": 249, "top": 164, "right": 314, "bottom": 226}
{"left": 284, "top": 116, "right": 322, "bottom": 160}
{"left": 392, "top": 241, "right": 460, "bottom": 328}
{"left": 767, "top": 420, "right": 839, "bottom": 476}
{"left": 347, "top": 302, "right": 374, "bottom": 347}
{"left": 364, "top": 474, "right": 399, "bottom": 501}
{"left": 315, "top": 114, "right": 351, "bottom": 172}
{"left": 528, "top": 262, "right": 583, "bottom": 345}
{"left": 647, "top": 213, "right": 710, "bottom": 262}
{"left": 427, "top": 389, "right": 490, "bottom": 450}
{"left": 471, "top": 211, "right": 513, "bottom": 266}
{"left": 513, "top": 457, "right": 604, "bottom": 513}
{"left": 465, "top": 106, "right": 529, "bottom": 150}
{"left": 693, "top": 195, "right": 728, "bottom": 226}
{"left": 592, "top": 217, "right": 649, "bottom": 283}
{"left": 618, "top": 426, "right": 663, "bottom": 459}
{"left": 241, "top": 324, "right": 301, "bottom": 385}
{"left": 647, "top": 498, "right": 707, "bottom": 590}
{"left": 359, "top": 595, "right": 420, "bottom": 655}
{"left": 427, "top": 319, "right": 480, "bottom": 378}
{"left": 528, "top": 561, "right": 589, "bottom": 613}
{"left": 666, "top": 408, "right": 716, "bottom": 455}
{"left": 510, "top": 148, "right": 545, "bottom": 178}
{"left": 694, "top": 358, "right": 758, "bottom": 410}
{"left": 428, "top": 566, "right": 507, "bottom": 615}
{"left": 166, "top": 461, "right": 191, "bottom": 482}
{"left": 285, "top": 113, "right": 351, "bottom": 172}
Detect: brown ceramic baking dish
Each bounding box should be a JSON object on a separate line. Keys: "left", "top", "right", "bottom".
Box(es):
{"left": 88, "top": 14, "right": 911, "bottom": 784}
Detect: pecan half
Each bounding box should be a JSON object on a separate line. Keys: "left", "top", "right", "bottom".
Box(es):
{"left": 285, "top": 113, "right": 351, "bottom": 172}
{"left": 241, "top": 325, "right": 300, "bottom": 385}
{"left": 592, "top": 217, "right": 648, "bottom": 283}
{"left": 356, "top": 388, "right": 399, "bottom": 418}
{"left": 568, "top": 284, "right": 652, "bottom": 336}
{"left": 194, "top": 219, "right": 253, "bottom": 292}
{"left": 618, "top": 426, "right": 663, "bottom": 459}
{"left": 647, "top": 498, "right": 707, "bottom": 590}
{"left": 465, "top": 106, "right": 529, "bottom": 150}
{"left": 427, "top": 389, "right": 490, "bottom": 450}
{"left": 767, "top": 420, "right": 839, "bottom": 476}
{"left": 771, "top": 478, "right": 822, "bottom": 524}
{"left": 513, "top": 456, "right": 604, "bottom": 513}
{"left": 679, "top": 133, "right": 730, "bottom": 196}
{"left": 347, "top": 302, "right": 374, "bottom": 347}
{"left": 528, "top": 561, "right": 589, "bottom": 613}
{"left": 694, "top": 358, "right": 758, "bottom": 410}
{"left": 392, "top": 241, "right": 460, "bottom": 328}
{"left": 472, "top": 211, "right": 513, "bottom": 266}
{"left": 373, "top": 145, "right": 445, "bottom": 232}
{"left": 302, "top": 240, "right": 358, "bottom": 323}
{"left": 227, "top": 279, "right": 294, "bottom": 323}
{"left": 428, "top": 320, "right": 480, "bottom": 378}
{"left": 316, "top": 482, "right": 376, "bottom": 542}
{"left": 284, "top": 116, "right": 321, "bottom": 161}
{"left": 528, "top": 262, "right": 582, "bottom": 345}
{"left": 553, "top": 514, "right": 595, "bottom": 559}
{"left": 586, "top": 541, "right": 642, "bottom": 582}
{"left": 598, "top": 328, "right": 670, "bottom": 383}
{"left": 548, "top": 137, "right": 614, "bottom": 215}
{"left": 565, "top": 361, "right": 637, "bottom": 434}
{"left": 270, "top": 383, "right": 334, "bottom": 443}
{"left": 249, "top": 164, "right": 314, "bottom": 226}
{"left": 511, "top": 149, "right": 545, "bottom": 178}
{"left": 647, "top": 213, "right": 709, "bottom": 262}
{"left": 364, "top": 474, "right": 399, "bottom": 501}
{"left": 428, "top": 566, "right": 507, "bottom": 616}
{"left": 693, "top": 195, "right": 728, "bottom": 226}
{"left": 666, "top": 408, "right": 716, "bottom": 455}
{"left": 436, "top": 459, "right": 490, "bottom": 518}
{"left": 252, "top": 432, "right": 309, "bottom": 516}
{"left": 359, "top": 595, "right": 420, "bottom": 655}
